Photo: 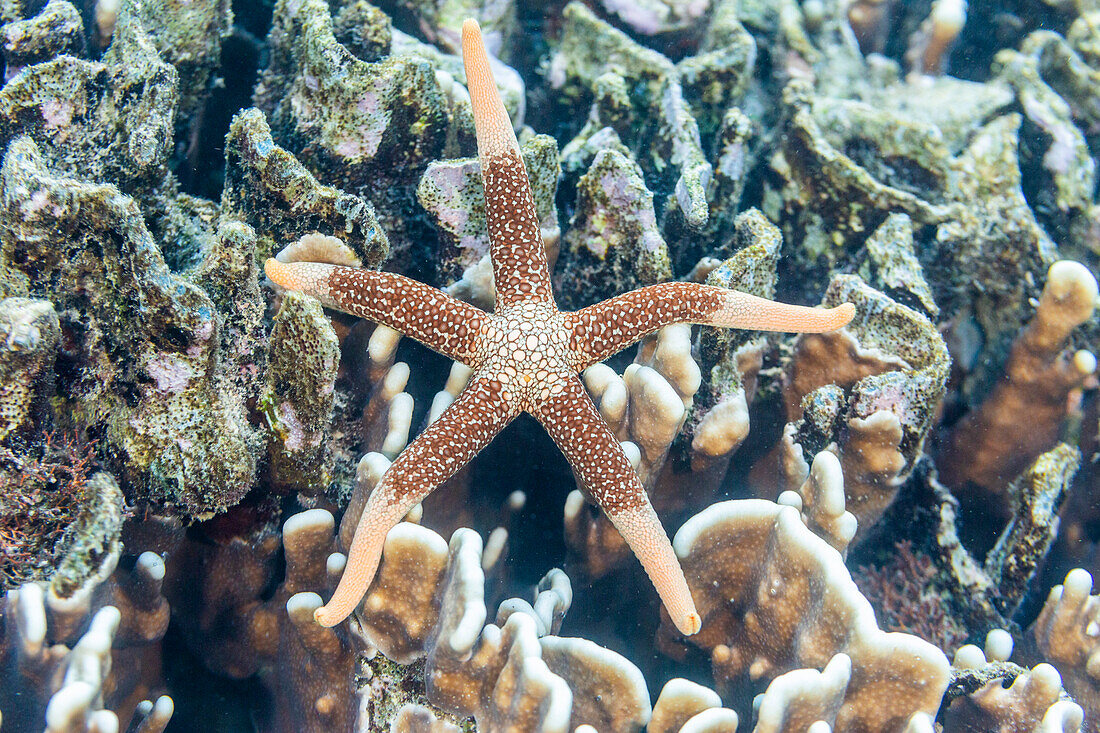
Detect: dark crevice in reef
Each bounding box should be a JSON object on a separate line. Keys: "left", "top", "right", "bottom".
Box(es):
{"left": 177, "top": 27, "right": 264, "bottom": 200}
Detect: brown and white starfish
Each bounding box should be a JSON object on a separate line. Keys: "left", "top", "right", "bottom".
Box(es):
{"left": 265, "top": 20, "right": 855, "bottom": 636}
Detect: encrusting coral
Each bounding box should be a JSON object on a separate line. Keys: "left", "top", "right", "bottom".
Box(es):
{"left": 262, "top": 287, "right": 341, "bottom": 495}
{"left": 0, "top": 297, "right": 58, "bottom": 440}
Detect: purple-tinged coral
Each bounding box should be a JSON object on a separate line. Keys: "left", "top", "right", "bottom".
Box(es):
{"left": 262, "top": 291, "right": 340, "bottom": 495}
{"left": 0, "top": 136, "right": 258, "bottom": 515}
{"left": 0, "top": 0, "right": 85, "bottom": 81}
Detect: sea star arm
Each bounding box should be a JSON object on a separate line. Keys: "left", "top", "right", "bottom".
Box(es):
{"left": 265, "top": 259, "right": 488, "bottom": 365}
{"left": 565, "top": 281, "right": 856, "bottom": 370}
{"left": 532, "top": 375, "right": 702, "bottom": 636}
{"left": 462, "top": 19, "right": 554, "bottom": 308}
{"left": 315, "top": 376, "right": 518, "bottom": 627}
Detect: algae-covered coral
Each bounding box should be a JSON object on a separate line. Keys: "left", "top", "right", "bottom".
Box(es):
{"left": 0, "top": 0, "right": 1098, "bottom": 730}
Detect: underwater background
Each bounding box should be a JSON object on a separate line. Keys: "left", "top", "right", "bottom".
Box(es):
{"left": 1, "top": 0, "right": 1099, "bottom": 730}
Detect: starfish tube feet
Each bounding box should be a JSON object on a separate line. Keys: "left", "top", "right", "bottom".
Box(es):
{"left": 314, "top": 379, "right": 516, "bottom": 627}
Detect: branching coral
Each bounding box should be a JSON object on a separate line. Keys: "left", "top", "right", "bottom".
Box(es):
{"left": 564, "top": 323, "right": 699, "bottom": 578}
{"left": 684, "top": 209, "right": 781, "bottom": 479}
{"left": 940, "top": 260, "right": 1097, "bottom": 501}
{"left": 945, "top": 631, "right": 1084, "bottom": 732}
{"left": 648, "top": 678, "right": 735, "bottom": 733}
{"left": 354, "top": 517, "right": 641, "bottom": 730}
{"left": 1029, "top": 569, "right": 1100, "bottom": 729}
{"left": 0, "top": 534, "right": 173, "bottom": 732}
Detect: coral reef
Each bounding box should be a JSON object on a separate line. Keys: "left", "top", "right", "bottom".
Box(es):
{"left": 2, "top": 0, "right": 1100, "bottom": 729}
{"left": 663, "top": 499, "right": 951, "bottom": 729}
{"left": 0, "top": 130, "right": 259, "bottom": 515}
{"left": 940, "top": 260, "right": 1097, "bottom": 507}
{"left": 0, "top": 297, "right": 58, "bottom": 440}
{"left": 766, "top": 274, "right": 950, "bottom": 540}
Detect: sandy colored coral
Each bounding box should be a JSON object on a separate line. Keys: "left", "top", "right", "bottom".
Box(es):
{"left": 685, "top": 209, "right": 780, "bottom": 479}
{"left": 648, "top": 678, "right": 731, "bottom": 733}
{"left": 666, "top": 500, "right": 950, "bottom": 731}
{"left": 4, "top": 0, "right": 1100, "bottom": 729}
{"left": 1030, "top": 568, "right": 1100, "bottom": 729}
{"left": 777, "top": 451, "right": 856, "bottom": 554}
{"left": 333, "top": 478, "right": 666, "bottom": 731}
{"left": 940, "top": 260, "right": 1098, "bottom": 496}
{"left": 945, "top": 663, "right": 1083, "bottom": 732}
{"left": 754, "top": 653, "right": 852, "bottom": 732}
{"left": 390, "top": 704, "right": 462, "bottom": 733}
{"left": 566, "top": 323, "right": 701, "bottom": 577}
{"left": 946, "top": 633, "right": 1083, "bottom": 732}
{"left": 172, "top": 507, "right": 363, "bottom": 730}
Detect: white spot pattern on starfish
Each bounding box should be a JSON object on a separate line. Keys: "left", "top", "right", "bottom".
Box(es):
{"left": 262, "top": 18, "right": 856, "bottom": 637}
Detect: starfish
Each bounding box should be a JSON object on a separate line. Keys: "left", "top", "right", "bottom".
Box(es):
{"left": 265, "top": 19, "right": 855, "bottom": 636}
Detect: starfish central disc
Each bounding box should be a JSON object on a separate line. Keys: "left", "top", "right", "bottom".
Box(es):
{"left": 479, "top": 303, "right": 575, "bottom": 409}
